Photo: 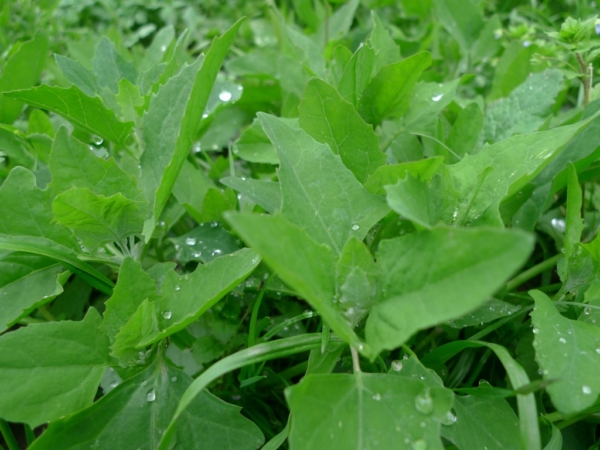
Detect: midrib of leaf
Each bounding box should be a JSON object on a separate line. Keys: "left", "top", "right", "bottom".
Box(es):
{"left": 56, "top": 200, "right": 122, "bottom": 243}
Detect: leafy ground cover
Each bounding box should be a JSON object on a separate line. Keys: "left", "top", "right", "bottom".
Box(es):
{"left": 3, "top": 0, "right": 600, "bottom": 448}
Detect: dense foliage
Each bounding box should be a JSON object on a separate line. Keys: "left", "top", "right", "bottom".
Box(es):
{"left": 3, "top": 0, "right": 600, "bottom": 449}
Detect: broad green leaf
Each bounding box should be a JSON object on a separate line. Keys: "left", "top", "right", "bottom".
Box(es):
{"left": 579, "top": 279, "right": 600, "bottom": 326}
{"left": 482, "top": 70, "right": 564, "bottom": 144}
{"left": 318, "top": 0, "right": 358, "bottom": 43}
{"left": 0, "top": 167, "right": 77, "bottom": 248}
{"left": 26, "top": 109, "right": 55, "bottom": 138}
{"left": 0, "top": 32, "right": 49, "bottom": 124}
{"left": 366, "top": 227, "right": 534, "bottom": 355}
{"left": 298, "top": 78, "right": 386, "bottom": 183}
{"left": 258, "top": 113, "right": 389, "bottom": 254}
{"left": 49, "top": 127, "right": 142, "bottom": 200}
{"left": 286, "top": 373, "right": 453, "bottom": 450}
{"left": 101, "top": 257, "right": 161, "bottom": 347}
{"left": 0, "top": 125, "right": 36, "bottom": 171}
{"left": 0, "top": 252, "right": 66, "bottom": 332}
{"left": 140, "top": 20, "right": 242, "bottom": 239}
{"left": 359, "top": 52, "right": 432, "bottom": 126}
{"left": 403, "top": 79, "right": 460, "bottom": 131}
{"left": 385, "top": 166, "right": 460, "bottom": 229}
{"left": 447, "top": 103, "right": 483, "bottom": 158}
{"left": 530, "top": 290, "right": 600, "bottom": 415}
{"left": 170, "top": 223, "right": 241, "bottom": 264}
{"left": 112, "top": 299, "right": 160, "bottom": 363}
{"left": 30, "top": 357, "right": 264, "bottom": 450}
{"left": 0, "top": 309, "right": 109, "bottom": 427}
{"left": 172, "top": 160, "right": 214, "bottom": 215}
{"left": 53, "top": 188, "right": 146, "bottom": 250}
{"left": 364, "top": 157, "right": 443, "bottom": 195}
{"left": 140, "top": 25, "right": 175, "bottom": 73}
{"left": 447, "top": 119, "right": 595, "bottom": 225}
{"left": 221, "top": 177, "right": 282, "bottom": 214}
{"left": 55, "top": 55, "right": 99, "bottom": 97}
{"left": 92, "top": 37, "right": 138, "bottom": 94}
{"left": 433, "top": 0, "right": 484, "bottom": 52}
{"left": 137, "top": 248, "right": 260, "bottom": 346}
{"left": 335, "top": 238, "right": 377, "bottom": 326}
{"left": 5, "top": 85, "right": 133, "bottom": 146}
{"left": 225, "top": 212, "right": 364, "bottom": 351}
{"left": 565, "top": 164, "right": 584, "bottom": 260}
{"left": 441, "top": 396, "right": 521, "bottom": 450}
{"left": 488, "top": 42, "right": 533, "bottom": 100}
{"left": 232, "top": 118, "right": 280, "bottom": 164}
{"left": 337, "top": 43, "right": 375, "bottom": 107}
{"left": 448, "top": 299, "right": 522, "bottom": 329}
{"left": 115, "top": 78, "right": 145, "bottom": 123}
{"left": 368, "top": 11, "right": 401, "bottom": 73}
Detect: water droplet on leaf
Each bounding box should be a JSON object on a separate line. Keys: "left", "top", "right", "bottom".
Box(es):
{"left": 391, "top": 360, "right": 403, "bottom": 372}
{"left": 219, "top": 90, "right": 232, "bottom": 102}
{"left": 162, "top": 311, "right": 172, "bottom": 320}
{"left": 146, "top": 390, "right": 156, "bottom": 402}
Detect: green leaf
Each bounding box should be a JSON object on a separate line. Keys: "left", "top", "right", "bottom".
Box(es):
{"left": 137, "top": 248, "right": 260, "bottom": 346}
{"left": 0, "top": 252, "right": 65, "bottom": 332}
{"left": 53, "top": 188, "right": 146, "bottom": 250}
{"left": 92, "top": 37, "right": 138, "bottom": 94}
{"left": 482, "top": 70, "right": 564, "bottom": 144}
{"left": 366, "top": 227, "right": 534, "bottom": 355}
{"left": 447, "top": 102, "right": 484, "bottom": 158}
{"left": 433, "top": 0, "right": 484, "bottom": 52}
{"left": 225, "top": 212, "right": 364, "bottom": 351}
{"left": 0, "top": 32, "right": 49, "bottom": 124}
{"left": 0, "top": 309, "right": 109, "bottom": 427}
{"left": 220, "top": 177, "right": 282, "bottom": 214}
{"left": 368, "top": 12, "right": 401, "bottom": 71}
{"left": 337, "top": 43, "right": 375, "bottom": 107}
{"left": 0, "top": 167, "right": 77, "bottom": 248}
{"left": 232, "top": 118, "right": 280, "bottom": 164}
{"left": 298, "top": 78, "right": 386, "bottom": 183}
{"left": 335, "top": 238, "right": 377, "bottom": 326}
{"left": 49, "top": 127, "right": 142, "bottom": 200}
{"left": 447, "top": 119, "right": 595, "bottom": 225}
{"left": 139, "top": 20, "right": 242, "bottom": 239}
{"left": 565, "top": 164, "right": 584, "bottom": 260}
{"left": 285, "top": 372, "right": 453, "bottom": 449}
{"left": 385, "top": 166, "right": 460, "bottom": 229}
{"left": 530, "top": 290, "right": 600, "bottom": 415}
{"left": 30, "top": 357, "right": 264, "bottom": 450}
{"left": 448, "top": 299, "right": 523, "bottom": 329}
{"left": 258, "top": 113, "right": 389, "bottom": 255}
{"left": 172, "top": 160, "right": 214, "bottom": 215}
{"left": 364, "top": 157, "right": 443, "bottom": 195}
{"left": 359, "top": 52, "right": 432, "bottom": 126}
{"left": 55, "top": 55, "right": 99, "bottom": 97}
{"left": 170, "top": 223, "right": 241, "bottom": 264}
{"left": 101, "top": 257, "right": 161, "bottom": 347}
{"left": 5, "top": 85, "right": 133, "bottom": 146}
{"left": 441, "top": 396, "right": 521, "bottom": 450}
{"left": 403, "top": 79, "right": 460, "bottom": 131}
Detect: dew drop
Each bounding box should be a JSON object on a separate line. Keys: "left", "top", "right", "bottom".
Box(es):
{"left": 551, "top": 218, "right": 566, "bottom": 233}
{"left": 431, "top": 93, "right": 443, "bottom": 102}
{"left": 162, "top": 311, "right": 172, "bottom": 320}
{"left": 532, "top": 328, "right": 540, "bottom": 334}
{"left": 202, "top": 113, "right": 208, "bottom": 119}
{"left": 219, "top": 90, "right": 232, "bottom": 102}
{"left": 160, "top": 45, "right": 167, "bottom": 51}
{"left": 583, "top": 385, "right": 592, "bottom": 395}
{"left": 185, "top": 237, "right": 197, "bottom": 246}
{"left": 211, "top": 249, "right": 222, "bottom": 257}
{"left": 441, "top": 411, "right": 457, "bottom": 425}
{"left": 415, "top": 390, "right": 434, "bottom": 414}
{"left": 351, "top": 223, "right": 360, "bottom": 231}
{"left": 146, "top": 390, "right": 156, "bottom": 402}
{"left": 372, "top": 393, "right": 381, "bottom": 401}
{"left": 412, "top": 438, "right": 427, "bottom": 450}
{"left": 559, "top": 337, "right": 567, "bottom": 344}
{"left": 141, "top": 380, "right": 148, "bottom": 387}
{"left": 171, "top": 376, "right": 177, "bottom": 382}
{"left": 338, "top": 421, "right": 343, "bottom": 428}
{"left": 391, "top": 360, "right": 403, "bottom": 372}
{"left": 523, "top": 40, "right": 531, "bottom": 47}
{"left": 110, "top": 381, "right": 119, "bottom": 388}
{"left": 175, "top": 285, "right": 181, "bottom": 291}
{"left": 595, "top": 348, "right": 600, "bottom": 355}
{"left": 193, "top": 251, "right": 202, "bottom": 258}
{"left": 192, "top": 142, "right": 202, "bottom": 154}
{"left": 90, "top": 135, "right": 104, "bottom": 145}
{"left": 158, "top": 221, "right": 166, "bottom": 227}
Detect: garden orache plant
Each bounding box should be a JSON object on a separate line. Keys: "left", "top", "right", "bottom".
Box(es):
{"left": 2, "top": 1, "right": 600, "bottom": 449}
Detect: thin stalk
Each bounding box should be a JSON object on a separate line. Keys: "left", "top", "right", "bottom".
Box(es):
{"left": 506, "top": 254, "right": 561, "bottom": 292}
{"left": 24, "top": 424, "right": 35, "bottom": 445}
{"left": 350, "top": 346, "right": 362, "bottom": 373}
{"left": 261, "top": 310, "right": 319, "bottom": 342}
{"left": 0, "top": 420, "right": 19, "bottom": 450}
{"left": 575, "top": 53, "right": 591, "bottom": 107}
{"left": 321, "top": 322, "right": 330, "bottom": 353}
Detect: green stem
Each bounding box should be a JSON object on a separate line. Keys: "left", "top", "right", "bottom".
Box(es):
{"left": 24, "top": 424, "right": 35, "bottom": 445}
{"left": 506, "top": 254, "right": 561, "bottom": 292}
{"left": 350, "top": 346, "right": 362, "bottom": 373}
{"left": 0, "top": 420, "right": 19, "bottom": 450}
